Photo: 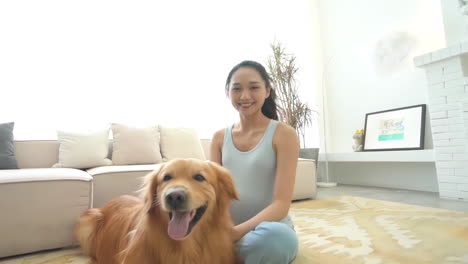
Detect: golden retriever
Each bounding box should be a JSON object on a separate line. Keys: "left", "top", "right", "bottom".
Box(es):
{"left": 75, "top": 158, "right": 239, "bottom": 264}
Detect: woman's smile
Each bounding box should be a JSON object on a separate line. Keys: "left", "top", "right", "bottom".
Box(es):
{"left": 239, "top": 102, "right": 254, "bottom": 109}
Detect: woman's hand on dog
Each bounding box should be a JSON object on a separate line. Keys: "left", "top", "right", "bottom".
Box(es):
{"left": 231, "top": 225, "right": 244, "bottom": 243}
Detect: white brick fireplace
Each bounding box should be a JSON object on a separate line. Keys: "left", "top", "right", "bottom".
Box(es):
{"left": 414, "top": 41, "right": 468, "bottom": 201}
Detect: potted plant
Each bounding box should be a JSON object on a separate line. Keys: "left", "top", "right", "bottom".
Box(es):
{"left": 266, "top": 41, "right": 319, "bottom": 159}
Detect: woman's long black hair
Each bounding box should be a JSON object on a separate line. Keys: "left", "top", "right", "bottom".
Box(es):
{"left": 225, "top": 60, "right": 278, "bottom": 120}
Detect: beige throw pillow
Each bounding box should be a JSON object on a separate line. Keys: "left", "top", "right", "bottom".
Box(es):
{"left": 111, "top": 123, "right": 163, "bottom": 165}
{"left": 160, "top": 126, "right": 206, "bottom": 161}
{"left": 53, "top": 129, "right": 112, "bottom": 169}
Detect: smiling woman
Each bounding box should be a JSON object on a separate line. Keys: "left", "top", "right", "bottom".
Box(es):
{"left": 0, "top": 0, "right": 319, "bottom": 142}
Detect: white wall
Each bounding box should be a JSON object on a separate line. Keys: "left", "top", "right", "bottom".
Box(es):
{"left": 317, "top": 0, "right": 446, "bottom": 153}
{"left": 440, "top": 0, "right": 467, "bottom": 45}
{"left": 0, "top": 0, "right": 320, "bottom": 145}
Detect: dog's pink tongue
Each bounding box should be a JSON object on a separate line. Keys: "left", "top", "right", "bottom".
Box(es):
{"left": 168, "top": 211, "right": 191, "bottom": 239}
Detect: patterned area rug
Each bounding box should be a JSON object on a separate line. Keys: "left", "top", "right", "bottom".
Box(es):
{"left": 291, "top": 196, "right": 468, "bottom": 264}
{"left": 1, "top": 196, "right": 467, "bottom": 264}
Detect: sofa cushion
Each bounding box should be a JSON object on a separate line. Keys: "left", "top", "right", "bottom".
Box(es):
{"left": 160, "top": 126, "right": 206, "bottom": 161}
{"left": 87, "top": 164, "right": 162, "bottom": 207}
{"left": 0, "top": 122, "right": 18, "bottom": 169}
{"left": 0, "top": 168, "right": 92, "bottom": 258}
{"left": 14, "top": 140, "right": 60, "bottom": 169}
{"left": 0, "top": 168, "right": 92, "bottom": 183}
{"left": 111, "top": 123, "right": 163, "bottom": 165}
{"left": 87, "top": 164, "right": 162, "bottom": 176}
{"left": 53, "top": 129, "right": 112, "bottom": 169}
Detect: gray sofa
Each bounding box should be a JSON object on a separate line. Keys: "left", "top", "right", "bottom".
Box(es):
{"left": 0, "top": 139, "right": 316, "bottom": 258}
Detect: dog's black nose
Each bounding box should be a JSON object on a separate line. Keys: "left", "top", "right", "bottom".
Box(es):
{"left": 165, "top": 188, "right": 187, "bottom": 209}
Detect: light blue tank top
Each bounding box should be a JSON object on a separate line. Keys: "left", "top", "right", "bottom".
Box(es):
{"left": 222, "top": 120, "right": 293, "bottom": 227}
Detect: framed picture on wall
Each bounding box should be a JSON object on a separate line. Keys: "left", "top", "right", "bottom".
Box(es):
{"left": 363, "top": 104, "right": 426, "bottom": 151}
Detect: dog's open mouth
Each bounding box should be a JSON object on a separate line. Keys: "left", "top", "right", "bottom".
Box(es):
{"left": 167, "top": 204, "right": 207, "bottom": 240}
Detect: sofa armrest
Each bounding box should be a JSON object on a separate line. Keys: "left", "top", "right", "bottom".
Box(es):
{"left": 292, "top": 158, "right": 317, "bottom": 201}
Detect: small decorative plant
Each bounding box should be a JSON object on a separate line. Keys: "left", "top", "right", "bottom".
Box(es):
{"left": 352, "top": 129, "right": 364, "bottom": 152}
{"left": 266, "top": 41, "right": 316, "bottom": 148}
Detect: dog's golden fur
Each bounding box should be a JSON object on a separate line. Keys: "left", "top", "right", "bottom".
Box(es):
{"left": 75, "top": 158, "right": 239, "bottom": 264}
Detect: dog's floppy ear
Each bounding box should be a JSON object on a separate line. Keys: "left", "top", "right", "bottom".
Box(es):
{"left": 208, "top": 161, "right": 239, "bottom": 201}
{"left": 140, "top": 163, "right": 165, "bottom": 213}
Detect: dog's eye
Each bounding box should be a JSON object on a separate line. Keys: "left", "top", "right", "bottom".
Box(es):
{"left": 193, "top": 174, "right": 206, "bottom": 182}
{"left": 163, "top": 174, "right": 172, "bottom": 181}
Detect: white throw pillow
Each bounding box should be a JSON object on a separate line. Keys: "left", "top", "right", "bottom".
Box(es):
{"left": 160, "top": 126, "right": 206, "bottom": 161}
{"left": 111, "top": 123, "right": 163, "bottom": 165}
{"left": 53, "top": 129, "right": 112, "bottom": 169}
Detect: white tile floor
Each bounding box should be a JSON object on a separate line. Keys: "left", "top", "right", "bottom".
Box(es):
{"left": 312, "top": 184, "right": 468, "bottom": 213}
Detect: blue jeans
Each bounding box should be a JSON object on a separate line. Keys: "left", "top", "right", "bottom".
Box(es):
{"left": 236, "top": 221, "right": 298, "bottom": 264}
